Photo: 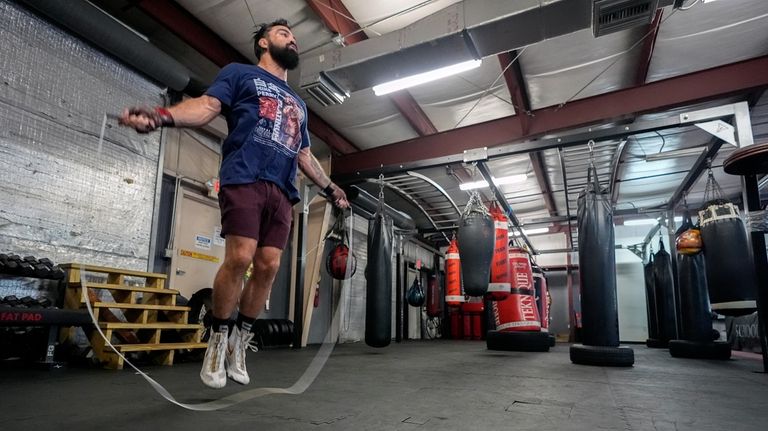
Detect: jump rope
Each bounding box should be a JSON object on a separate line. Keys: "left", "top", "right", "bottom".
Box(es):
{"left": 80, "top": 113, "right": 354, "bottom": 410}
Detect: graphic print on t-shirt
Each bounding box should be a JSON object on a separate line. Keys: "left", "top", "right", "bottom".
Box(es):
{"left": 252, "top": 77, "right": 304, "bottom": 156}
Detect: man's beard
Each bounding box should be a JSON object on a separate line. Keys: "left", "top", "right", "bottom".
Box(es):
{"left": 269, "top": 43, "right": 299, "bottom": 70}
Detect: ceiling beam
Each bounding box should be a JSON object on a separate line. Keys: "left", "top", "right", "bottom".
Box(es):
{"left": 305, "top": 0, "right": 438, "bottom": 138}
{"left": 498, "top": 50, "right": 531, "bottom": 135}
{"left": 304, "top": 0, "right": 366, "bottom": 45}
{"left": 332, "top": 55, "right": 768, "bottom": 177}
{"left": 389, "top": 90, "right": 438, "bottom": 136}
{"left": 634, "top": 9, "right": 663, "bottom": 86}
{"left": 499, "top": 50, "right": 557, "bottom": 216}
{"left": 133, "top": 0, "right": 249, "bottom": 67}
{"left": 308, "top": 110, "right": 360, "bottom": 154}
{"left": 133, "top": 0, "right": 359, "bottom": 156}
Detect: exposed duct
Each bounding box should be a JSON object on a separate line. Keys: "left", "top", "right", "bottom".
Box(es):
{"left": 18, "top": 0, "right": 202, "bottom": 94}
{"left": 299, "top": 0, "right": 675, "bottom": 100}
{"left": 593, "top": 0, "right": 659, "bottom": 37}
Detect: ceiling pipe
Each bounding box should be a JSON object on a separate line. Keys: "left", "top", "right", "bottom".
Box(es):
{"left": 18, "top": 0, "right": 200, "bottom": 93}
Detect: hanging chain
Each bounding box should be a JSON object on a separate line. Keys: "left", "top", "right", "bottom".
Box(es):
{"left": 378, "top": 173, "right": 385, "bottom": 201}
{"left": 703, "top": 158, "right": 725, "bottom": 203}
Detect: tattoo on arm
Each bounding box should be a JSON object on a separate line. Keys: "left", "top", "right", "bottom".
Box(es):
{"left": 299, "top": 148, "right": 331, "bottom": 187}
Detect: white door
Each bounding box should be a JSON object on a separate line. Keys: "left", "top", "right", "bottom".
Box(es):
{"left": 169, "top": 187, "right": 226, "bottom": 300}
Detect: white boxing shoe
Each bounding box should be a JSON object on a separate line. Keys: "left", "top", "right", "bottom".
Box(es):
{"left": 200, "top": 329, "right": 228, "bottom": 389}
{"left": 226, "top": 325, "right": 255, "bottom": 385}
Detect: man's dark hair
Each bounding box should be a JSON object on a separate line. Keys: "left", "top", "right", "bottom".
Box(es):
{"left": 253, "top": 19, "right": 290, "bottom": 60}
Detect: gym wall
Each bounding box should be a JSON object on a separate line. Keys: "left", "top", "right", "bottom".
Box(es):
{"left": 0, "top": 1, "right": 164, "bottom": 270}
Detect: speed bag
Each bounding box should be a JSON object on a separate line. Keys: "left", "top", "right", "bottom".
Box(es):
{"left": 406, "top": 278, "right": 426, "bottom": 307}
{"left": 365, "top": 211, "right": 393, "bottom": 348}
{"left": 326, "top": 241, "right": 357, "bottom": 280}
{"left": 699, "top": 201, "right": 758, "bottom": 316}
{"left": 457, "top": 210, "right": 494, "bottom": 297}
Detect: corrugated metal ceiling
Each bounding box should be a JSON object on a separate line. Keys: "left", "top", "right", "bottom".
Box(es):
{"left": 91, "top": 0, "right": 768, "bottom": 252}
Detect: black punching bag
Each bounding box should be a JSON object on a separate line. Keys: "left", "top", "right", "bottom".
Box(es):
{"left": 675, "top": 212, "right": 712, "bottom": 342}
{"left": 457, "top": 193, "right": 494, "bottom": 297}
{"left": 699, "top": 200, "right": 758, "bottom": 316}
{"left": 644, "top": 253, "right": 662, "bottom": 346}
{"left": 577, "top": 166, "right": 619, "bottom": 347}
{"left": 571, "top": 164, "right": 633, "bottom": 366}
{"left": 365, "top": 209, "right": 393, "bottom": 348}
{"left": 653, "top": 239, "right": 678, "bottom": 343}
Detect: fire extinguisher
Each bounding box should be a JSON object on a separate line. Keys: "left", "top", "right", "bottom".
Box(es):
{"left": 314, "top": 284, "right": 320, "bottom": 308}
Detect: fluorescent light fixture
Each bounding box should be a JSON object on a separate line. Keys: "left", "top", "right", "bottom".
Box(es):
{"left": 644, "top": 147, "right": 706, "bottom": 162}
{"left": 623, "top": 218, "right": 658, "bottom": 226}
{"left": 509, "top": 227, "right": 550, "bottom": 236}
{"left": 459, "top": 174, "right": 527, "bottom": 191}
{"left": 622, "top": 216, "right": 683, "bottom": 226}
{"left": 372, "top": 59, "right": 482, "bottom": 96}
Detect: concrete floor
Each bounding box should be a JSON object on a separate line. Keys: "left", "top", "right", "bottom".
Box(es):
{"left": 1, "top": 341, "right": 767, "bottom": 430}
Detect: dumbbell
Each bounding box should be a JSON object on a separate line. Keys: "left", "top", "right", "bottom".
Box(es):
{"left": 20, "top": 296, "right": 38, "bottom": 308}
{"left": 37, "top": 297, "right": 53, "bottom": 308}
{"left": 38, "top": 258, "right": 54, "bottom": 267}
{"left": 23, "top": 256, "right": 38, "bottom": 264}
{"left": 2, "top": 295, "right": 22, "bottom": 307}
{"left": 32, "top": 263, "right": 51, "bottom": 278}
{"left": 48, "top": 265, "right": 65, "bottom": 279}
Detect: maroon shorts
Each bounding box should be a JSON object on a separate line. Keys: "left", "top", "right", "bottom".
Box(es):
{"left": 218, "top": 181, "right": 293, "bottom": 249}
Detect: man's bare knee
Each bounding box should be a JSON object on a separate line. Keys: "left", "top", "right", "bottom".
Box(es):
{"left": 253, "top": 250, "right": 281, "bottom": 279}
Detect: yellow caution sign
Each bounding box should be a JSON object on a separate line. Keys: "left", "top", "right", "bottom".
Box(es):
{"left": 179, "top": 249, "right": 220, "bottom": 263}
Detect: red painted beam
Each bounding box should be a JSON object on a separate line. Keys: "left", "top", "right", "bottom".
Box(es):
{"left": 389, "top": 90, "right": 438, "bottom": 136}
{"left": 136, "top": 0, "right": 249, "bottom": 67}
{"left": 498, "top": 50, "right": 557, "bottom": 216}
{"left": 333, "top": 55, "right": 768, "bottom": 176}
{"left": 635, "top": 9, "right": 663, "bottom": 86}
{"left": 308, "top": 110, "right": 360, "bottom": 154}
{"left": 498, "top": 50, "right": 531, "bottom": 135}
{"left": 305, "top": 0, "right": 367, "bottom": 45}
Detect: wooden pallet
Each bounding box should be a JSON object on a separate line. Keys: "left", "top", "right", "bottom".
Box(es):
{"left": 61, "top": 263, "right": 207, "bottom": 370}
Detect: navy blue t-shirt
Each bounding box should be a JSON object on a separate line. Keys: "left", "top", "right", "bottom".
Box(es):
{"left": 206, "top": 63, "right": 310, "bottom": 203}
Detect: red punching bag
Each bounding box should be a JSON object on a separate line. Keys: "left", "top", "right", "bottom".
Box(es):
{"left": 426, "top": 275, "right": 442, "bottom": 318}
{"left": 326, "top": 242, "right": 357, "bottom": 280}
{"left": 445, "top": 238, "right": 464, "bottom": 306}
{"left": 486, "top": 202, "right": 511, "bottom": 301}
{"left": 492, "top": 246, "right": 541, "bottom": 332}
{"left": 326, "top": 211, "right": 357, "bottom": 280}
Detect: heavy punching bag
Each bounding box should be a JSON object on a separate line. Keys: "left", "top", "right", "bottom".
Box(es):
{"left": 426, "top": 273, "right": 443, "bottom": 318}
{"left": 365, "top": 206, "right": 393, "bottom": 348}
{"left": 532, "top": 265, "right": 549, "bottom": 333}
{"left": 653, "top": 238, "right": 678, "bottom": 343}
{"left": 699, "top": 173, "right": 758, "bottom": 315}
{"left": 669, "top": 211, "right": 731, "bottom": 359}
{"left": 571, "top": 162, "right": 633, "bottom": 366}
{"left": 644, "top": 252, "right": 662, "bottom": 347}
{"left": 487, "top": 202, "right": 511, "bottom": 301}
{"left": 675, "top": 212, "right": 711, "bottom": 342}
{"left": 457, "top": 191, "right": 494, "bottom": 297}
{"left": 492, "top": 246, "right": 540, "bottom": 332}
{"left": 444, "top": 238, "right": 464, "bottom": 307}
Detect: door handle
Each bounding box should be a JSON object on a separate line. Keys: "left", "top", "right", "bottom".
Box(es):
{"left": 176, "top": 268, "right": 186, "bottom": 276}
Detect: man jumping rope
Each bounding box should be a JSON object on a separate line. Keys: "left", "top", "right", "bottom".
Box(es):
{"left": 119, "top": 19, "right": 349, "bottom": 389}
